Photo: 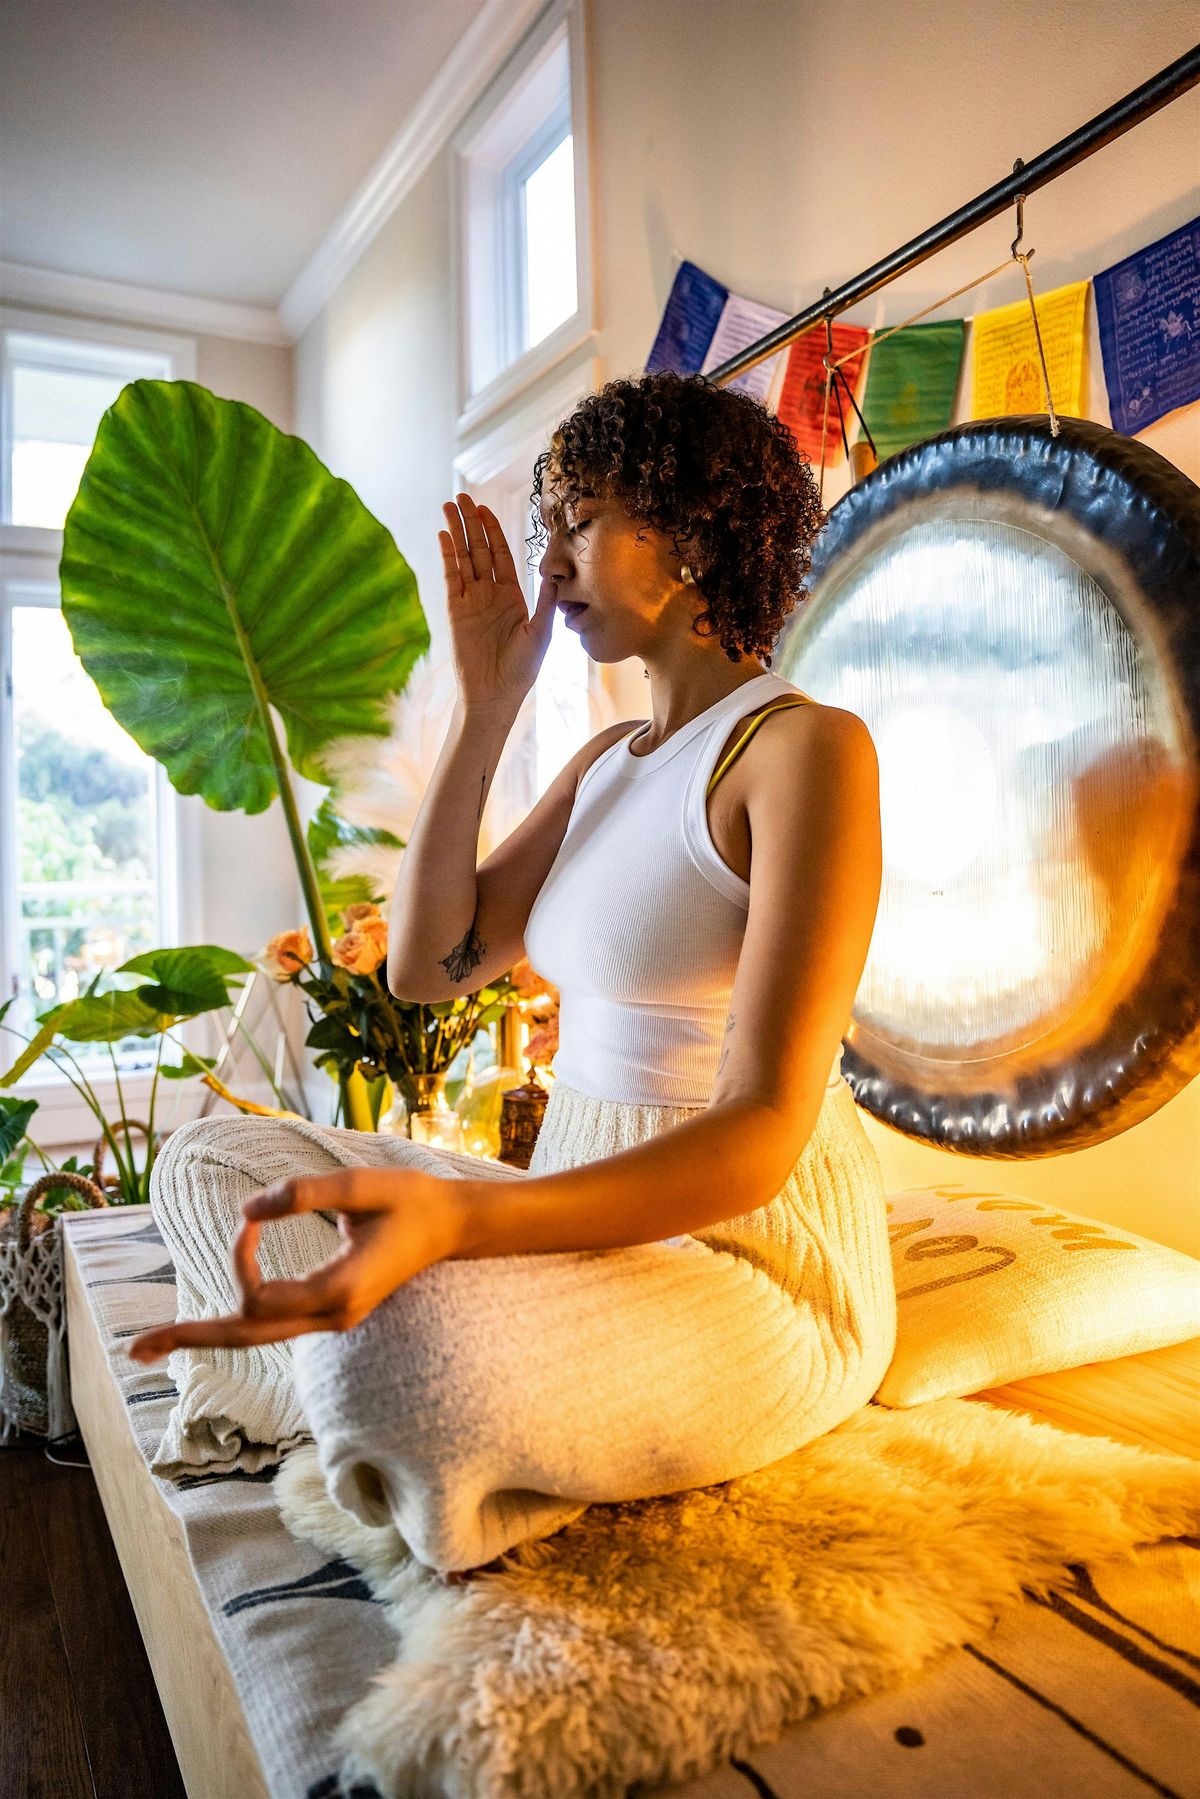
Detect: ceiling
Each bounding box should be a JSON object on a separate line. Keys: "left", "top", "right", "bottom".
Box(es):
{"left": 0, "top": 0, "right": 491, "bottom": 307}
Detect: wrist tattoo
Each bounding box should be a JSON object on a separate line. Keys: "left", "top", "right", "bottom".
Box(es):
{"left": 440, "top": 920, "right": 486, "bottom": 982}
{"left": 716, "top": 1009, "right": 736, "bottom": 1076}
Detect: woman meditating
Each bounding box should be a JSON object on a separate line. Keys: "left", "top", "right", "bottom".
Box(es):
{"left": 130, "top": 369, "right": 897, "bottom": 1578}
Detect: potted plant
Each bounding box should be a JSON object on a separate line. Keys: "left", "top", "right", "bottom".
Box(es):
{"left": 262, "top": 905, "right": 514, "bottom": 1137}
{"left": 0, "top": 946, "right": 256, "bottom": 1202}
{"left": 57, "top": 379, "right": 513, "bottom": 1131}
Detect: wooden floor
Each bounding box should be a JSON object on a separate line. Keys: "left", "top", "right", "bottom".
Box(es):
{"left": 1, "top": 1431, "right": 185, "bottom": 1799}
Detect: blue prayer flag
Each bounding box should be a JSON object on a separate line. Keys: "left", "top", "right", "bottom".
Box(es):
{"left": 645, "top": 260, "right": 728, "bottom": 375}
{"left": 1094, "top": 218, "right": 1200, "bottom": 434}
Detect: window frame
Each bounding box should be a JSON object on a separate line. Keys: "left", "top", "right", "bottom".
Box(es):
{"left": 0, "top": 304, "right": 198, "bottom": 525}
{"left": 451, "top": 0, "right": 596, "bottom": 440}
{"left": 500, "top": 95, "right": 573, "bottom": 367}
{"left": 0, "top": 306, "right": 202, "bottom": 1148}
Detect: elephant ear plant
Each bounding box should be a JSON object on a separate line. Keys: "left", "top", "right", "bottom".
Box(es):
{"left": 0, "top": 950, "right": 254, "bottom": 1204}
{"left": 58, "top": 380, "right": 431, "bottom": 1130}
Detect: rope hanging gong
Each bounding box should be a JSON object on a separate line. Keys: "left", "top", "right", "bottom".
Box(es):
{"left": 818, "top": 175, "right": 1061, "bottom": 496}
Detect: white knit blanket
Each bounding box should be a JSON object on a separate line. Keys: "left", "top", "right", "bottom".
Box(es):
{"left": 144, "top": 1076, "right": 897, "bottom": 1576}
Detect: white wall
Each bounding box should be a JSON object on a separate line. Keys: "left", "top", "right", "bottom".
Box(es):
{"left": 295, "top": 149, "right": 460, "bottom": 669}
{"left": 294, "top": 0, "right": 1200, "bottom": 1252}
{"left": 188, "top": 332, "right": 304, "bottom": 976}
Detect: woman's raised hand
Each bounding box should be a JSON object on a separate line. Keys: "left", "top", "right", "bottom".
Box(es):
{"left": 439, "top": 493, "right": 558, "bottom": 714}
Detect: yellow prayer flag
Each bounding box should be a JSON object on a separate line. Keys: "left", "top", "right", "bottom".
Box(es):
{"left": 970, "top": 279, "right": 1090, "bottom": 419}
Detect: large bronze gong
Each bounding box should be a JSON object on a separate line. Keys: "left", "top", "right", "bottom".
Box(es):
{"left": 773, "top": 416, "right": 1200, "bottom": 1157}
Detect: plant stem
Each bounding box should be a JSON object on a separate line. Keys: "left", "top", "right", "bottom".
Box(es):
{"left": 107, "top": 1042, "right": 138, "bottom": 1202}
{"left": 228, "top": 1006, "right": 295, "bottom": 1111}
{"left": 144, "top": 1034, "right": 164, "bottom": 1202}
{"left": 26, "top": 1134, "right": 53, "bottom": 1172}
{"left": 48, "top": 1047, "right": 131, "bottom": 1193}
{"left": 341, "top": 1068, "right": 374, "bottom": 1133}
{"left": 191, "top": 526, "right": 333, "bottom": 963}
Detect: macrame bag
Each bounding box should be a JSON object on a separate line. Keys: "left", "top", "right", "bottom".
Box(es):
{"left": 0, "top": 1170, "right": 108, "bottom": 1441}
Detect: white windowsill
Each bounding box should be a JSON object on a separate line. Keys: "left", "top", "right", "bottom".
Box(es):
{"left": 455, "top": 318, "right": 598, "bottom": 442}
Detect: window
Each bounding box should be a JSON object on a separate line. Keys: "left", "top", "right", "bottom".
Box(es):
{"left": 1, "top": 322, "right": 175, "bottom": 529}
{"left": 519, "top": 123, "right": 578, "bottom": 351}
{"left": 453, "top": 0, "right": 595, "bottom": 436}
{"left": 0, "top": 579, "right": 179, "bottom": 1065}
{"left": 0, "top": 308, "right": 196, "bottom": 1126}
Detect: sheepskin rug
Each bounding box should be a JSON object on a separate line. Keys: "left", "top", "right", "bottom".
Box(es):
{"left": 275, "top": 1395, "right": 1200, "bottom": 1799}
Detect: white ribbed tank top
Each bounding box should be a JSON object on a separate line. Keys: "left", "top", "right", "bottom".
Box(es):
{"left": 525, "top": 670, "right": 846, "bottom": 1107}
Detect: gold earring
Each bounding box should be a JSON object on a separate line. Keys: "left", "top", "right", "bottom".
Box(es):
{"left": 680, "top": 564, "right": 695, "bottom": 585}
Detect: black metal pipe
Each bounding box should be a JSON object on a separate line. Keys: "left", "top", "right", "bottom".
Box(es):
{"left": 705, "top": 44, "right": 1200, "bottom": 386}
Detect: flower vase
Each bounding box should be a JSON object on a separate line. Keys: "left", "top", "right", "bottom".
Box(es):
{"left": 406, "top": 1071, "right": 465, "bottom": 1151}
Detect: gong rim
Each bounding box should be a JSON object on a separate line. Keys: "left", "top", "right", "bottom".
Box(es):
{"left": 775, "top": 416, "right": 1200, "bottom": 1158}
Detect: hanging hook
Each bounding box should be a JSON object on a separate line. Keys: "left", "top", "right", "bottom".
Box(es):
{"left": 1010, "top": 157, "right": 1026, "bottom": 259}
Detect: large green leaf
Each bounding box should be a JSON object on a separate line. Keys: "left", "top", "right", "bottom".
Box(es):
{"left": 52, "top": 991, "right": 170, "bottom": 1042}
{"left": 308, "top": 796, "right": 402, "bottom": 924}
{"left": 159, "top": 1052, "right": 218, "bottom": 1081}
{"left": 0, "top": 1097, "right": 38, "bottom": 1161}
{"left": 1, "top": 1014, "right": 63, "bottom": 1087}
{"left": 59, "top": 380, "right": 430, "bottom": 813}
{"left": 117, "top": 945, "right": 251, "bottom": 1016}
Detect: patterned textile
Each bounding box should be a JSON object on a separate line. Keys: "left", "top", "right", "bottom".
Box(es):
{"left": 66, "top": 1206, "right": 1200, "bottom": 1799}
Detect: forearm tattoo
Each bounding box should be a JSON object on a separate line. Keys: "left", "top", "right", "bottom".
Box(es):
{"left": 440, "top": 919, "right": 486, "bottom": 983}
{"left": 716, "top": 1009, "right": 737, "bottom": 1078}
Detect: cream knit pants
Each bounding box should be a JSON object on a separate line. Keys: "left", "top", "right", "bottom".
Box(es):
{"left": 148, "top": 1077, "right": 896, "bottom": 1573}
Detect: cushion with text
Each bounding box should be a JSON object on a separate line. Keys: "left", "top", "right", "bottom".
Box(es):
{"left": 874, "top": 1182, "right": 1200, "bottom": 1407}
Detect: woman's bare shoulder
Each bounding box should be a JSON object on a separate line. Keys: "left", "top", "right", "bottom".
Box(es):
{"left": 717, "top": 695, "right": 874, "bottom": 805}
{"left": 751, "top": 699, "right": 876, "bottom": 791}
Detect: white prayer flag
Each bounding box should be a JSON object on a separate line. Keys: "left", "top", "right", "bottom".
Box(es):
{"left": 700, "top": 294, "right": 790, "bottom": 403}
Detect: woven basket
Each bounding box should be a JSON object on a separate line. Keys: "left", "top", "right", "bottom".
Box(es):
{"left": 0, "top": 1170, "right": 108, "bottom": 1441}
{"left": 92, "top": 1120, "right": 160, "bottom": 1193}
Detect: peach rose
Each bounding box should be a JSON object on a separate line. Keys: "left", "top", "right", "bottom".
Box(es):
{"left": 331, "top": 913, "right": 390, "bottom": 975}
{"left": 509, "top": 955, "right": 555, "bottom": 1001}
{"left": 263, "top": 927, "right": 314, "bottom": 981}
{"left": 525, "top": 1016, "right": 559, "bottom": 1065}
{"left": 342, "top": 901, "right": 383, "bottom": 927}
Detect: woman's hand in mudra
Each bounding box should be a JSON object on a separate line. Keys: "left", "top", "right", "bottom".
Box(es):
{"left": 127, "top": 1166, "right": 462, "bottom": 1362}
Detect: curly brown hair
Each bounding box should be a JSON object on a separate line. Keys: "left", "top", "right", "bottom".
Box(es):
{"left": 526, "top": 369, "right": 825, "bottom": 664}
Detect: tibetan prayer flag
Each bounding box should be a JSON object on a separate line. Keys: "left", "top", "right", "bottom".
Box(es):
{"left": 700, "top": 292, "right": 791, "bottom": 403}
{"left": 645, "top": 260, "right": 728, "bottom": 375}
{"left": 1094, "top": 218, "right": 1200, "bottom": 434}
{"left": 775, "top": 322, "right": 870, "bottom": 466}
{"left": 971, "top": 279, "right": 1089, "bottom": 419}
{"left": 860, "top": 320, "right": 965, "bottom": 457}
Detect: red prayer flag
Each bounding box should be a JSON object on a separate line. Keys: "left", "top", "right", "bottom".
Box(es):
{"left": 775, "top": 322, "right": 870, "bottom": 466}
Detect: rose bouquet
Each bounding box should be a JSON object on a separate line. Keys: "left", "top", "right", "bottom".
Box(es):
{"left": 263, "top": 904, "right": 516, "bottom": 1129}
{"left": 508, "top": 955, "right": 560, "bottom": 1075}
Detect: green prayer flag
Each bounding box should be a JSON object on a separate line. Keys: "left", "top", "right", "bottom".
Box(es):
{"left": 860, "top": 320, "right": 965, "bottom": 458}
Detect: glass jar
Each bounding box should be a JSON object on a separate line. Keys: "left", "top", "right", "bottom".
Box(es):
{"left": 453, "top": 1061, "right": 526, "bottom": 1160}
{"left": 407, "top": 1070, "right": 465, "bottom": 1151}
{"left": 377, "top": 1088, "right": 410, "bottom": 1137}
